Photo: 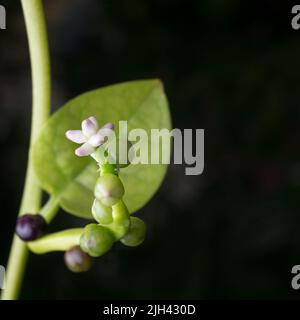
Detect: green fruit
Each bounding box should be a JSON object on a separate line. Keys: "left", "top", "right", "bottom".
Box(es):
{"left": 92, "top": 199, "right": 113, "bottom": 224}
{"left": 94, "top": 173, "right": 125, "bottom": 207}
{"left": 80, "top": 224, "right": 114, "bottom": 257}
{"left": 64, "top": 246, "right": 93, "bottom": 273}
{"left": 120, "top": 217, "right": 146, "bottom": 247}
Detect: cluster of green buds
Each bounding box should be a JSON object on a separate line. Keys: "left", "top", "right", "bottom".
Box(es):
{"left": 16, "top": 116, "right": 146, "bottom": 273}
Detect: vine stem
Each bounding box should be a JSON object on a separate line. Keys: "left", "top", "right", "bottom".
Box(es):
{"left": 40, "top": 196, "right": 60, "bottom": 223}
{"left": 1, "top": 0, "right": 51, "bottom": 300}
{"left": 28, "top": 229, "right": 83, "bottom": 254}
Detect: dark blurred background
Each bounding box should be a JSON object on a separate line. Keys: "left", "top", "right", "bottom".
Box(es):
{"left": 1, "top": 0, "right": 300, "bottom": 299}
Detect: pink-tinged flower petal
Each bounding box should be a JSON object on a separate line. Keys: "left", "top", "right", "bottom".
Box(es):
{"left": 82, "top": 119, "right": 98, "bottom": 138}
{"left": 103, "top": 123, "right": 114, "bottom": 131}
{"left": 98, "top": 123, "right": 115, "bottom": 140}
{"left": 88, "top": 116, "right": 99, "bottom": 129}
{"left": 75, "top": 142, "right": 94, "bottom": 157}
{"left": 65, "top": 130, "right": 86, "bottom": 144}
{"left": 88, "top": 133, "right": 105, "bottom": 147}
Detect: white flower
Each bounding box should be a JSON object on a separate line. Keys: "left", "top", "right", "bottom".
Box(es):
{"left": 65, "top": 116, "right": 114, "bottom": 157}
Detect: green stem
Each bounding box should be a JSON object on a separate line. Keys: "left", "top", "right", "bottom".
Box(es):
{"left": 1, "top": 0, "right": 51, "bottom": 300}
{"left": 100, "top": 163, "right": 118, "bottom": 175}
{"left": 40, "top": 196, "right": 60, "bottom": 224}
{"left": 28, "top": 229, "right": 83, "bottom": 254}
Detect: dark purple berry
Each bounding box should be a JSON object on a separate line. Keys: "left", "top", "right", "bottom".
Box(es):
{"left": 64, "top": 246, "right": 93, "bottom": 273}
{"left": 15, "top": 214, "right": 47, "bottom": 241}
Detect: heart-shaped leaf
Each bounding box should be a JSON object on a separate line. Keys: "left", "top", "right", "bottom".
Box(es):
{"left": 31, "top": 79, "right": 171, "bottom": 218}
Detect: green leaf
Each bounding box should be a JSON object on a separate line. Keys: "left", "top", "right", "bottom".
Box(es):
{"left": 32, "top": 79, "right": 171, "bottom": 218}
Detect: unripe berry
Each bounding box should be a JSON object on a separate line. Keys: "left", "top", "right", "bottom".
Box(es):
{"left": 92, "top": 199, "right": 113, "bottom": 224}
{"left": 64, "top": 246, "right": 93, "bottom": 273}
{"left": 121, "top": 217, "right": 146, "bottom": 247}
{"left": 16, "top": 214, "right": 47, "bottom": 241}
{"left": 80, "top": 224, "right": 114, "bottom": 257}
{"left": 94, "top": 174, "right": 125, "bottom": 207}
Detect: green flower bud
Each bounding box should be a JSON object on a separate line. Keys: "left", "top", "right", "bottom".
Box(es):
{"left": 80, "top": 224, "right": 114, "bottom": 257}
{"left": 92, "top": 199, "right": 113, "bottom": 224}
{"left": 94, "top": 173, "right": 125, "bottom": 207}
{"left": 120, "top": 217, "right": 146, "bottom": 247}
{"left": 64, "top": 246, "right": 93, "bottom": 273}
